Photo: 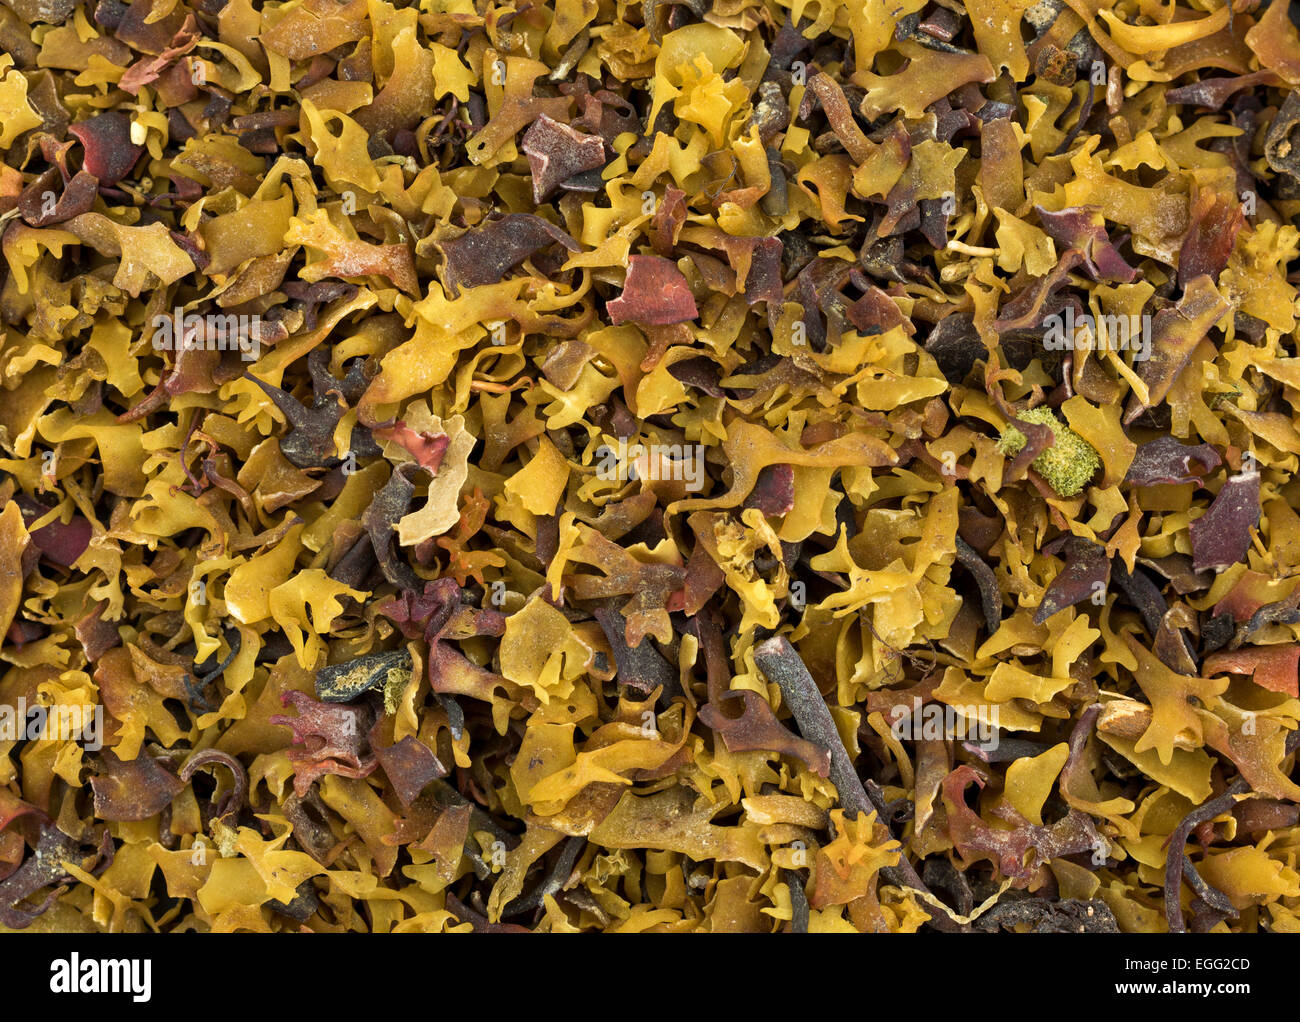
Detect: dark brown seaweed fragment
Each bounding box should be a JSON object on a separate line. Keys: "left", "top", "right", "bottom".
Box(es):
{"left": 973, "top": 895, "right": 1120, "bottom": 932}
{"left": 1166, "top": 71, "right": 1281, "bottom": 110}
{"left": 1034, "top": 537, "right": 1109, "bottom": 625}
{"left": 500, "top": 836, "right": 585, "bottom": 918}
{"left": 955, "top": 535, "right": 1003, "bottom": 635}
{"left": 361, "top": 463, "right": 423, "bottom": 591}
{"left": 1111, "top": 559, "right": 1170, "bottom": 638}
{"left": 438, "top": 214, "right": 579, "bottom": 294}
{"left": 1265, "top": 91, "right": 1300, "bottom": 181}
{"left": 1179, "top": 186, "right": 1245, "bottom": 288}
{"left": 0, "top": 824, "right": 88, "bottom": 929}
{"left": 593, "top": 605, "right": 680, "bottom": 702}
{"left": 17, "top": 168, "right": 97, "bottom": 227}
{"left": 244, "top": 374, "right": 346, "bottom": 470}
{"left": 373, "top": 734, "right": 447, "bottom": 808}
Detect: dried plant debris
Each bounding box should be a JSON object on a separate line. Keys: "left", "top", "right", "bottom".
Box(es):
{"left": 0, "top": 0, "right": 1299, "bottom": 935}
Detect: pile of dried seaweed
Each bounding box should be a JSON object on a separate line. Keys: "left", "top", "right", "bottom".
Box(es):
{"left": 2, "top": 0, "right": 1300, "bottom": 933}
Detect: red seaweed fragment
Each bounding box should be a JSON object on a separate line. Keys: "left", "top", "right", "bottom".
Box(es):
{"left": 68, "top": 111, "right": 144, "bottom": 187}
{"left": 606, "top": 255, "right": 699, "bottom": 326}
{"left": 520, "top": 115, "right": 607, "bottom": 203}
{"left": 372, "top": 732, "right": 447, "bottom": 808}
{"left": 699, "top": 690, "right": 831, "bottom": 777}
{"left": 1179, "top": 186, "right": 1245, "bottom": 288}
{"left": 942, "top": 765, "right": 1102, "bottom": 884}
{"left": 1034, "top": 206, "right": 1138, "bottom": 283}
{"left": 13, "top": 494, "right": 92, "bottom": 567}
{"left": 89, "top": 749, "right": 186, "bottom": 822}
{"left": 270, "top": 691, "right": 378, "bottom": 798}
{"left": 1125, "top": 437, "right": 1222, "bottom": 486}
{"left": 1190, "top": 470, "right": 1261, "bottom": 572}
{"left": 437, "top": 213, "right": 579, "bottom": 294}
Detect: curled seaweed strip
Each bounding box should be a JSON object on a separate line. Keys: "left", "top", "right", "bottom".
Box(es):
{"left": 1164, "top": 779, "right": 1250, "bottom": 934}
{"left": 179, "top": 748, "right": 250, "bottom": 826}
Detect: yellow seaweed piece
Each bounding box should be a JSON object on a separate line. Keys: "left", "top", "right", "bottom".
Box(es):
{"left": 1004, "top": 743, "right": 1070, "bottom": 826}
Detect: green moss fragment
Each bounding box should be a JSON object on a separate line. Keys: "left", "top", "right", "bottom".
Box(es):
{"left": 998, "top": 406, "right": 1101, "bottom": 497}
